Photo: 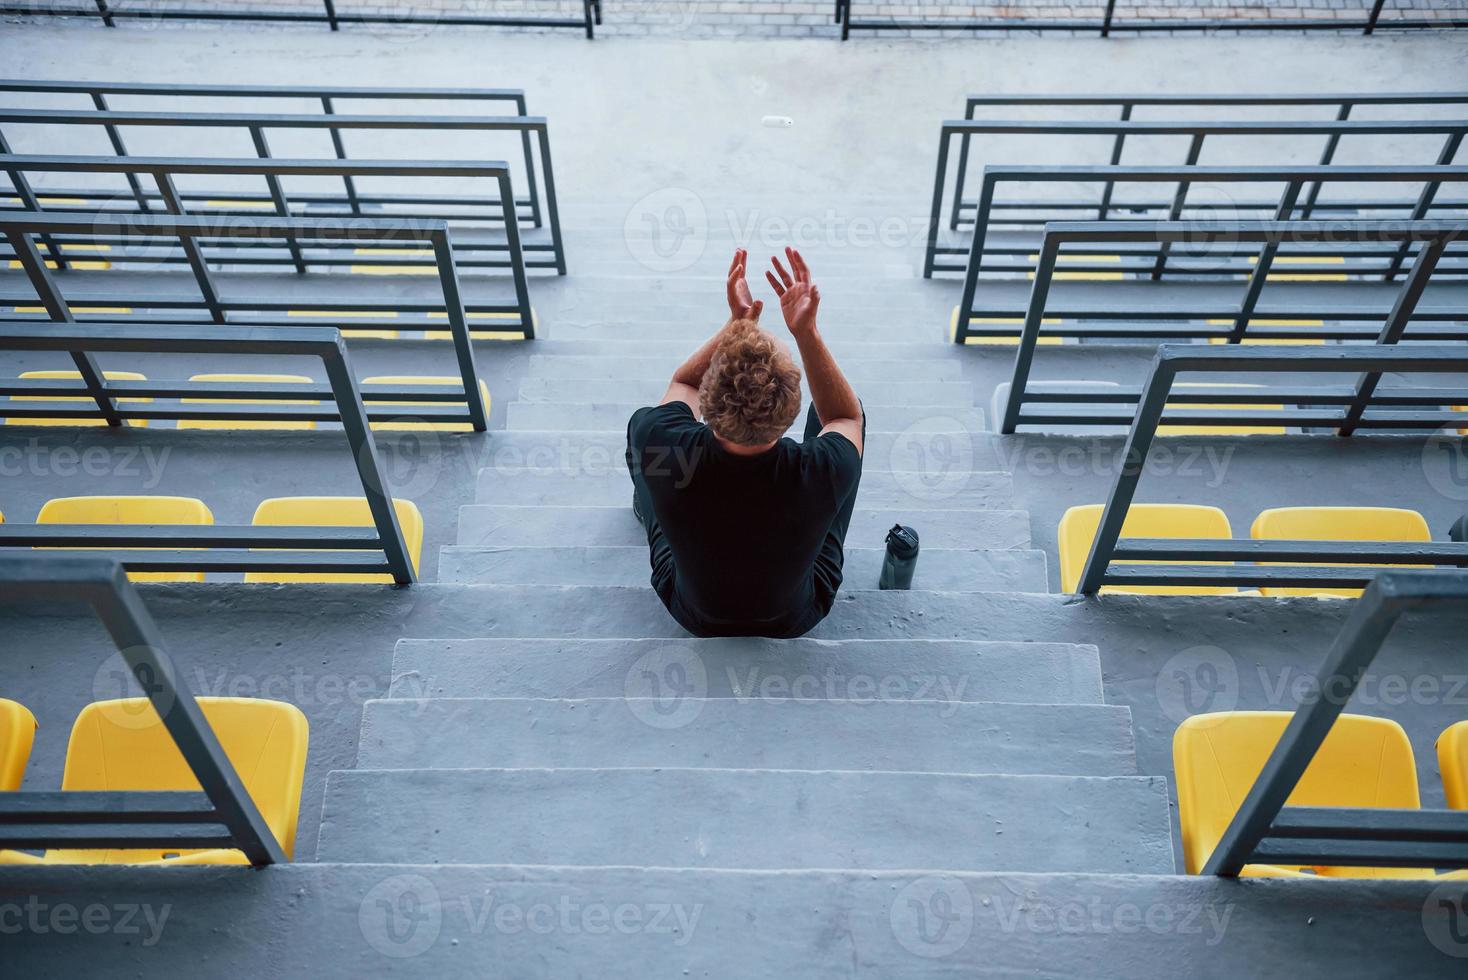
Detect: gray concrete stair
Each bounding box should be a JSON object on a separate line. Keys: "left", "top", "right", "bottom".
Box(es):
{"left": 506, "top": 401, "right": 985, "bottom": 433}
{"left": 9, "top": 863, "right": 1452, "bottom": 975}
{"left": 388, "top": 637, "right": 1108, "bottom": 706}
{"left": 437, "top": 544, "right": 1049, "bottom": 591}
{"left": 527, "top": 355, "right": 962, "bottom": 382}
{"left": 517, "top": 377, "right": 977, "bottom": 405}
{"left": 456, "top": 505, "right": 1032, "bottom": 550}
{"left": 479, "top": 466, "right": 1017, "bottom": 509}
{"left": 356, "top": 698, "right": 1140, "bottom": 776}
{"left": 316, "top": 768, "right": 1174, "bottom": 873}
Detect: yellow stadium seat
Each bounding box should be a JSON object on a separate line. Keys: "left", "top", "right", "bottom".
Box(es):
{"left": 1058, "top": 503, "right": 1237, "bottom": 596}
{"left": 1439, "top": 722, "right": 1468, "bottom": 811}
{"left": 423, "top": 309, "right": 537, "bottom": 341}
{"left": 0, "top": 697, "right": 307, "bottom": 865}
{"left": 1159, "top": 383, "right": 1287, "bottom": 436}
{"left": 37, "top": 495, "right": 214, "bottom": 584}
{"left": 948, "top": 307, "right": 1062, "bottom": 346}
{"left": 0, "top": 699, "right": 38, "bottom": 791}
{"left": 1250, "top": 506, "right": 1431, "bottom": 599}
{"left": 1174, "top": 711, "right": 1429, "bottom": 879}
{"left": 177, "top": 373, "right": 318, "bottom": 431}
{"left": 245, "top": 496, "right": 423, "bottom": 584}
{"left": 1207, "top": 318, "right": 1326, "bottom": 346}
{"left": 7, "top": 370, "right": 151, "bottom": 427}
{"left": 362, "top": 376, "right": 492, "bottom": 432}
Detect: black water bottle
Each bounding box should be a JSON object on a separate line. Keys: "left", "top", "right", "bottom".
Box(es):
{"left": 879, "top": 524, "right": 920, "bottom": 590}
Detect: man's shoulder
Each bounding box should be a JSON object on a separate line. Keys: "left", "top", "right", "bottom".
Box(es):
{"left": 631, "top": 401, "right": 700, "bottom": 445}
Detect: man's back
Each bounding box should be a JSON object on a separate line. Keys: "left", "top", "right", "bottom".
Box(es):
{"left": 629, "top": 401, "right": 861, "bottom": 634}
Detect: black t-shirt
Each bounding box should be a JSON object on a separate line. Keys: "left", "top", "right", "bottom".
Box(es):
{"left": 628, "top": 401, "right": 862, "bottom": 629}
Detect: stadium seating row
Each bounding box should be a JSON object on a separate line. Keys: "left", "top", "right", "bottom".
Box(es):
{"left": 1059, "top": 503, "right": 1437, "bottom": 597}
{"left": 0, "top": 495, "right": 424, "bottom": 583}
{"left": 1176, "top": 711, "right": 1468, "bottom": 878}
{"left": 4, "top": 371, "right": 490, "bottom": 431}
{"left": 0, "top": 696, "right": 305, "bottom": 865}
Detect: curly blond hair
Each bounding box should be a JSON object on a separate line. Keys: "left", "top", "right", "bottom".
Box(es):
{"left": 698, "top": 319, "right": 803, "bottom": 446}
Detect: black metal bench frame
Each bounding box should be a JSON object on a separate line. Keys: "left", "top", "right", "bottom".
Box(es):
{"left": 943, "top": 92, "right": 1468, "bottom": 231}
{"left": 0, "top": 100, "right": 566, "bottom": 275}
{"left": 839, "top": 0, "right": 1464, "bottom": 40}
{"left": 1073, "top": 344, "right": 1468, "bottom": 595}
{"left": 0, "top": 154, "right": 554, "bottom": 273}
{"left": 0, "top": 0, "right": 602, "bottom": 39}
{"left": 925, "top": 117, "right": 1468, "bottom": 278}
{"left": 0, "top": 320, "right": 421, "bottom": 582}
{"left": 1, "top": 208, "right": 527, "bottom": 362}
{"left": 1201, "top": 570, "right": 1468, "bottom": 876}
{"left": 0, "top": 554, "right": 287, "bottom": 865}
{"left": 936, "top": 164, "right": 1468, "bottom": 279}
{"left": 994, "top": 220, "right": 1468, "bottom": 424}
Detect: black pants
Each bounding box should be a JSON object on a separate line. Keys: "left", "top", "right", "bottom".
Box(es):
{"left": 628, "top": 404, "right": 864, "bottom": 638}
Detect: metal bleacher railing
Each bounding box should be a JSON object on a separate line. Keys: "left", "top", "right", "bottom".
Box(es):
{"left": 0, "top": 0, "right": 602, "bottom": 39}
{"left": 0, "top": 320, "right": 421, "bottom": 583}
{"left": 838, "top": 1, "right": 1466, "bottom": 40}
{"left": 0, "top": 554, "right": 286, "bottom": 864}
{"left": 925, "top": 115, "right": 1468, "bottom": 278}
{"left": 1072, "top": 344, "right": 1468, "bottom": 596}
{"left": 937, "top": 164, "right": 1468, "bottom": 281}
{"left": 1201, "top": 570, "right": 1468, "bottom": 876}
{"left": 0, "top": 155, "right": 548, "bottom": 274}
{"left": 944, "top": 93, "right": 1468, "bottom": 230}
{"left": 0, "top": 79, "right": 567, "bottom": 275}
{"left": 995, "top": 219, "right": 1468, "bottom": 425}
{"left": 2, "top": 209, "right": 518, "bottom": 385}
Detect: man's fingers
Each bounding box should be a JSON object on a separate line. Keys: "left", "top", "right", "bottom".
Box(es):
{"left": 728, "top": 249, "right": 743, "bottom": 279}
{"left": 749, "top": 299, "right": 764, "bottom": 319}
{"left": 787, "top": 247, "right": 809, "bottom": 283}
{"left": 765, "top": 270, "right": 785, "bottom": 295}
{"left": 771, "top": 255, "right": 794, "bottom": 288}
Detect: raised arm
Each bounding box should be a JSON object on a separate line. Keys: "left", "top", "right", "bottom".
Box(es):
{"left": 766, "top": 247, "right": 863, "bottom": 455}
{"left": 659, "top": 248, "right": 764, "bottom": 414}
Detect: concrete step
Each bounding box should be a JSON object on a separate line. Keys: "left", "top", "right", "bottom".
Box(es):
{"left": 437, "top": 545, "right": 1048, "bottom": 592}
{"left": 355, "top": 698, "right": 1139, "bottom": 776}
{"left": 479, "top": 428, "right": 1004, "bottom": 474}
{"left": 478, "top": 466, "right": 1017, "bottom": 509}
{"left": 517, "top": 376, "right": 976, "bottom": 405}
{"left": 389, "top": 637, "right": 1107, "bottom": 706}
{"left": 317, "top": 768, "right": 1174, "bottom": 873}
{"left": 456, "top": 505, "right": 1032, "bottom": 550}
{"left": 10, "top": 863, "right": 1448, "bottom": 975}
{"left": 542, "top": 321, "right": 951, "bottom": 343}
{"left": 506, "top": 402, "right": 986, "bottom": 434}
{"left": 527, "top": 355, "right": 963, "bottom": 382}
{"left": 527, "top": 338, "right": 954, "bottom": 360}
{"left": 352, "top": 584, "right": 1090, "bottom": 641}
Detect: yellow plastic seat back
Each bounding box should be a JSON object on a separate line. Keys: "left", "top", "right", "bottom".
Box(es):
{"left": 1250, "top": 506, "right": 1431, "bottom": 598}
{"left": 1058, "top": 503, "right": 1236, "bottom": 596}
{"left": 177, "top": 373, "right": 318, "bottom": 431}
{"left": 1159, "top": 383, "right": 1286, "bottom": 437}
{"left": 1439, "top": 722, "right": 1468, "bottom": 811}
{"left": 45, "top": 697, "right": 307, "bottom": 864}
{"left": 1174, "top": 711, "right": 1425, "bottom": 878}
{"left": 7, "top": 370, "right": 151, "bottom": 427}
{"left": 0, "top": 699, "right": 38, "bottom": 791}
{"left": 37, "top": 495, "right": 214, "bottom": 584}
{"left": 245, "top": 496, "right": 423, "bottom": 584}
{"left": 363, "top": 376, "right": 492, "bottom": 432}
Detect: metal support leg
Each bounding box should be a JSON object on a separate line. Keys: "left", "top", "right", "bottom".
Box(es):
{"left": 5, "top": 229, "right": 125, "bottom": 427}
{"left": 432, "top": 229, "right": 490, "bottom": 432}
{"left": 498, "top": 172, "right": 535, "bottom": 342}
{"left": 321, "top": 98, "right": 362, "bottom": 215}
{"left": 92, "top": 92, "right": 152, "bottom": 214}
{"left": 1339, "top": 238, "right": 1445, "bottom": 437}
{"left": 249, "top": 127, "right": 307, "bottom": 274}
{"left": 924, "top": 132, "right": 952, "bottom": 279}
{"left": 153, "top": 172, "right": 227, "bottom": 324}
{"left": 1149, "top": 133, "right": 1204, "bottom": 280}
{"left": 0, "top": 130, "right": 68, "bottom": 270}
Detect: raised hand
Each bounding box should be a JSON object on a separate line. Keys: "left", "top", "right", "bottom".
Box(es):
{"left": 765, "top": 247, "right": 820, "bottom": 339}
{"left": 726, "top": 248, "right": 763, "bottom": 321}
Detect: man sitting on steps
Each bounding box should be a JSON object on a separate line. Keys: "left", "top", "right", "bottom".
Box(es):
{"left": 626, "top": 247, "right": 865, "bottom": 638}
